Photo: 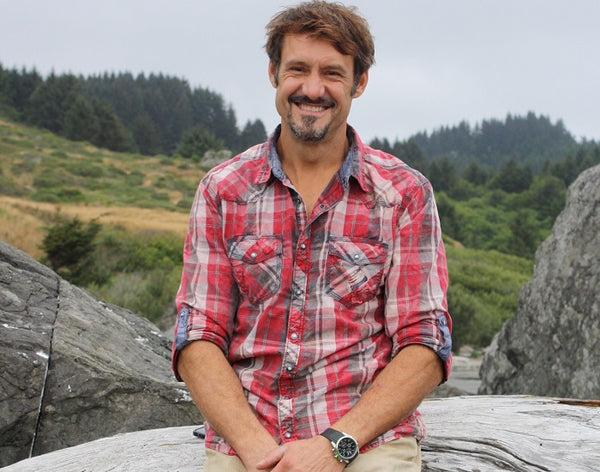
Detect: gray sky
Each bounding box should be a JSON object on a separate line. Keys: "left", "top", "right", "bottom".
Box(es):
{"left": 1, "top": 0, "right": 599, "bottom": 143}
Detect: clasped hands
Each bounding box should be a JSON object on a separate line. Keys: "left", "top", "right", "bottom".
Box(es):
{"left": 247, "top": 434, "right": 348, "bottom": 472}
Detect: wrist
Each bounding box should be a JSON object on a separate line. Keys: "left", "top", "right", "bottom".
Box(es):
{"left": 320, "top": 428, "right": 359, "bottom": 465}
{"left": 235, "top": 432, "right": 279, "bottom": 466}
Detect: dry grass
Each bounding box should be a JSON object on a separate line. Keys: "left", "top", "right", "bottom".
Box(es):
{"left": 0, "top": 196, "right": 189, "bottom": 258}
{"left": 0, "top": 116, "right": 203, "bottom": 260}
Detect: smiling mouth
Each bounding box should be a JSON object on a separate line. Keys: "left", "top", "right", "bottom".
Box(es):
{"left": 298, "top": 103, "right": 327, "bottom": 113}
{"left": 290, "top": 95, "right": 335, "bottom": 113}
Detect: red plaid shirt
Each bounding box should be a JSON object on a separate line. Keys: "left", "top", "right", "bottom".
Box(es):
{"left": 173, "top": 126, "right": 452, "bottom": 455}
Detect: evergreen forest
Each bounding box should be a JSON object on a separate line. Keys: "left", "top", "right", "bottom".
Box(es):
{"left": 1, "top": 64, "right": 600, "bottom": 352}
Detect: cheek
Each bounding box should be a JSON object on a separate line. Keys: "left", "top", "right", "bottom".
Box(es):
{"left": 273, "top": 89, "right": 289, "bottom": 117}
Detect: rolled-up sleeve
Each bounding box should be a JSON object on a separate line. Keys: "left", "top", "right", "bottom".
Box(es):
{"left": 171, "top": 177, "right": 238, "bottom": 381}
{"left": 385, "top": 179, "right": 453, "bottom": 381}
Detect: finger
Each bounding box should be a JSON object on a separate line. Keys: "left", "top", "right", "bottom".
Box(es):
{"left": 256, "top": 445, "right": 286, "bottom": 470}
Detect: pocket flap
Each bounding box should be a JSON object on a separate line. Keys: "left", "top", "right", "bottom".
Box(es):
{"left": 328, "top": 238, "right": 388, "bottom": 265}
{"left": 228, "top": 236, "right": 283, "bottom": 264}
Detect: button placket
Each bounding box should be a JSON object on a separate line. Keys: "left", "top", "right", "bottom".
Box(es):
{"left": 277, "top": 395, "right": 295, "bottom": 441}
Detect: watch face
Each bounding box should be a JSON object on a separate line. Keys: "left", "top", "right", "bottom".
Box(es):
{"left": 337, "top": 437, "right": 358, "bottom": 460}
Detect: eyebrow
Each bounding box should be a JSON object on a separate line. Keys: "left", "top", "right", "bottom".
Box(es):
{"left": 283, "top": 59, "right": 348, "bottom": 73}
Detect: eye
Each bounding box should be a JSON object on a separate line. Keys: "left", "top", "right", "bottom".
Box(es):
{"left": 325, "top": 69, "right": 344, "bottom": 78}
{"left": 288, "top": 64, "right": 306, "bottom": 73}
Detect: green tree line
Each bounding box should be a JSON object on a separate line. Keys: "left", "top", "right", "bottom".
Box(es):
{"left": 412, "top": 143, "right": 599, "bottom": 259}
{"left": 0, "top": 64, "right": 267, "bottom": 158}
{"left": 371, "top": 112, "right": 580, "bottom": 172}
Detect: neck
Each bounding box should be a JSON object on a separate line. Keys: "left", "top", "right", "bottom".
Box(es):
{"left": 276, "top": 125, "right": 349, "bottom": 215}
{"left": 276, "top": 124, "right": 349, "bottom": 175}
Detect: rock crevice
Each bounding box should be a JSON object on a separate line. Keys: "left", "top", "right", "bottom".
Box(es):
{"left": 29, "top": 277, "right": 59, "bottom": 458}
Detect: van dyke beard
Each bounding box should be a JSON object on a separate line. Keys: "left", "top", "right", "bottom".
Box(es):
{"left": 287, "top": 94, "right": 335, "bottom": 142}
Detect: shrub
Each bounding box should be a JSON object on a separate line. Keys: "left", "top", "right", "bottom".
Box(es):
{"left": 41, "top": 216, "right": 102, "bottom": 286}
{"left": 65, "top": 161, "right": 104, "bottom": 178}
{"left": 0, "top": 175, "right": 25, "bottom": 196}
{"left": 125, "top": 170, "right": 145, "bottom": 186}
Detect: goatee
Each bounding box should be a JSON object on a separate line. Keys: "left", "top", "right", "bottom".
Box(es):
{"left": 289, "top": 114, "right": 331, "bottom": 142}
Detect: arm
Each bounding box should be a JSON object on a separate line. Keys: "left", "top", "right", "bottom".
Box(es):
{"left": 256, "top": 345, "right": 442, "bottom": 471}
{"left": 178, "top": 340, "right": 279, "bottom": 470}
{"left": 330, "top": 344, "right": 442, "bottom": 444}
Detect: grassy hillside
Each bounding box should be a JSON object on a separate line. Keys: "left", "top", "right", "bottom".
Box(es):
{"left": 0, "top": 116, "right": 201, "bottom": 255}
{"left": 0, "top": 117, "right": 533, "bottom": 348}
{"left": 445, "top": 243, "right": 532, "bottom": 350}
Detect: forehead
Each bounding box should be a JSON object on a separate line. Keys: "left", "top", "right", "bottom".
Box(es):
{"left": 280, "top": 33, "right": 353, "bottom": 67}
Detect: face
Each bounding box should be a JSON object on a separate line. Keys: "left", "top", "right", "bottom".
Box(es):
{"left": 269, "top": 34, "right": 368, "bottom": 144}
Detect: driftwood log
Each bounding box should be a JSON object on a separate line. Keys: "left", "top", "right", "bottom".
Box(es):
{"left": 420, "top": 395, "right": 599, "bottom": 471}
{"left": 3, "top": 396, "right": 599, "bottom": 471}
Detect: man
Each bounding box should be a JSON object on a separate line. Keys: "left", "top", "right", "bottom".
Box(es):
{"left": 172, "top": 1, "right": 452, "bottom": 471}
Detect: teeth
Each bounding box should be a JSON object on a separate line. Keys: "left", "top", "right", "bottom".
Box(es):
{"left": 299, "top": 104, "right": 326, "bottom": 112}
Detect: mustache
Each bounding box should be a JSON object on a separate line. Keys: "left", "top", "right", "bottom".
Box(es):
{"left": 289, "top": 94, "right": 335, "bottom": 108}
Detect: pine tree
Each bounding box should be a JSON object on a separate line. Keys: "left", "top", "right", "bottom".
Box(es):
{"left": 64, "top": 95, "right": 99, "bottom": 142}
{"left": 175, "top": 125, "right": 224, "bottom": 161}
{"left": 92, "top": 100, "right": 136, "bottom": 152}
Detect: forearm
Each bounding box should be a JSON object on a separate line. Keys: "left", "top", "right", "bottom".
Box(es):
{"left": 177, "top": 340, "right": 278, "bottom": 465}
{"left": 332, "top": 344, "right": 443, "bottom": 448}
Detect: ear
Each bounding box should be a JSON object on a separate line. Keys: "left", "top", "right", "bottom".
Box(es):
{"left": 352, "top": 70, "right": 369, "bottom": 98}
{"left": 268, "top": 62, "right": 278, "bottom": 88}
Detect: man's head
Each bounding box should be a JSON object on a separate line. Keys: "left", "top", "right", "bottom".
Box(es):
{"left": 265, "top": 1, "right": 375, "bottom": 94}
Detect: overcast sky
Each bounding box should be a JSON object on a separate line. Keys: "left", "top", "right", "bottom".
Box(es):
{"left": 1, "top": 0, "right": 599, "bottom": 143}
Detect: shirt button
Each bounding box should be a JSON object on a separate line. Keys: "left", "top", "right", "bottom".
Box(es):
{"left": 250, "top": 252, "right": 257, "bottom": 258}
{"left": 284, "top": 432, "right": 292, "bottom": 439}
{"left": 300, "top": 243, "right": 306, "bottom": 250}
{"left": 295, "top": 289, "right": 302, "bottom": 296}
{"left": 290, "top": 332, "right": 299, "bottom": 341}
{"left": 285, "top": 364, "right": 294, "bottom": 372}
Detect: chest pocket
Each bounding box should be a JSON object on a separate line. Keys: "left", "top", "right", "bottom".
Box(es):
{"left": 326, "top": 237, "right": 388, "bottom": 308}
{"left": 228, "top": 235, "right": 283, "bottom": 305}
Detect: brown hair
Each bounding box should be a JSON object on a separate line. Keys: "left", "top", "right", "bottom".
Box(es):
{"left": 265, "top": 1, "right": 375, "bottom": 90}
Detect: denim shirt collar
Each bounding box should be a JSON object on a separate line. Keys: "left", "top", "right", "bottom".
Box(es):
{"left": 267, "top": 125, "right": 358, "bottom": 190}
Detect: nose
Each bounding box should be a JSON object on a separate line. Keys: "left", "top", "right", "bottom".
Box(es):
{"left": 302, "top": 70, "right": 325, "bottom": 99}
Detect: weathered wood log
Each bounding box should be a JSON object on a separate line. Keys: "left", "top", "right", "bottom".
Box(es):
{"left": 0, "top": 426, "right": 205, "bottom": 471}
{"left": 420, "top": 395, "right": 600, "bottom": 471}
{"left": 3, "top": 396, "right": 598, "bottom": 471}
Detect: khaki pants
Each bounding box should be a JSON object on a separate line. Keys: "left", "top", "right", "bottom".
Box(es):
{"left": 204, "top": 436, "right": 421, "bottom": 471}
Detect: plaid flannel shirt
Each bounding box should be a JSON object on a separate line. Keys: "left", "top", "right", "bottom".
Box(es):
{"left": 173, "top": 126, "right": 452, "bottom": 455}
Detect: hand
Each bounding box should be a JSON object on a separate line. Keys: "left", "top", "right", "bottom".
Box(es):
{"left": 238, "top": 436, "right": 280, "bottom": 472}
{"left": 256, "top": 435, "right": 347, "bottom": 472}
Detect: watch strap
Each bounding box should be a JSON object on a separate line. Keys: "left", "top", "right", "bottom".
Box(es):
{"left": 320, "top": 427, "right": 345, "bottom": 443}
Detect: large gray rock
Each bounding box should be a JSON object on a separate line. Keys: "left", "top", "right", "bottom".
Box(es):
{"left": 479, "top": 164, "right": 600, "bottom": 398}
{"left": 0, "top": 241, "right": 202, "bottom": 467}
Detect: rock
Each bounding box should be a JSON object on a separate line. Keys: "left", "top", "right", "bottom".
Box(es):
{"left": 479, "top": 164, "right": 600, "bottom": 398}
{"left": 0, "top": 240, "right": 202, "bottom": 468}
{"left": 201, "top": 149, "right": 232, "bottom": 169}
{"left": 3, "top": 396, "right": 599, "bottom": 472}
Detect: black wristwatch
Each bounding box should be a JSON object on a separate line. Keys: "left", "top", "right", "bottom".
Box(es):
{"left": 320, "top": 428, "right": 359, "bottom": 464}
